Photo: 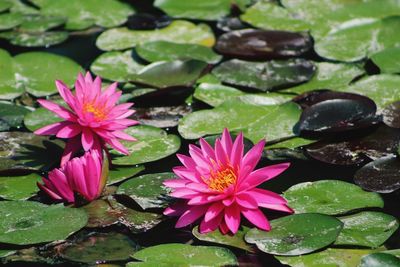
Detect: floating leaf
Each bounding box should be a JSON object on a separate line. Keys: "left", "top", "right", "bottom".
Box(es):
{"left": 58, "top": 231, "right": 139, "bottom": 264}
{"left": 23, "top": 107, "right": 62, "bottom": 132}
{"left": 0, "top": 1, "right": 11, "bottom": 12}
{"left": 0, "top": 12, "right": 23, "bottom": 30}
{"left": 108, "top": 165, "right": 144, "bottom": 185}
{"left": 0, "top": 201, "right": 88, "bottom": 245}
{"left": 19, "top": 15, "right": 66, "bottom": 32}
{"left": 110, "top": 125, "right": 181, "bottom": 165}
{"left": 96, "top": 20, "right": 215, "bottom": 51}
{"left": 370, "top": 47, "right": 400, "bottom": 74}
{"left": 335, "top": 211, "right": 399, "bottom": 248}
{"left": 0, "top": 250, "right": 16, "bottom": 258}
{"left": 245, "top": 213, "right": 343, "bottom": 256}
{"left": 0, "top": 173, "right": 41, "bottom": 200}
{"left": 276, "top": 248, "right": 384, "bottom": 267}
{"left": 0, "top": 49, "right": 23, "bottom": 100}
{"left": 178, "top": 100, "right": 301, "bottom": 144}
{"left": 193, "top": 226, "right": 253, "bottom": 252}
{"left": 130, "top": 60, "right": 207, "bottom": 88}
{"left": 90, "top": 51, "right": 144, "bottom": 82}
{"left": 1, "top": 31, "right": 69, "bottom": 47}
{"left": 283, "top": 62, "right": 364, "bottom": 95}
{"left": 283, "top": 180, "right": 384, "bottom": 215}
{"left": 215, "top": 29, "right": 312, "bottom": 60}
{"left": 154, "top": 0, "right": 231, "bottom": 21}
{"left": 360, "top": 253, "right": 400, "bottom": 267}
{"left": 33, "top": 0, "right": 134, "bottom": 30}
{"left": 212, "top": 59, "right": 315, "bottom": 91}
{"left": 117, "top": 172, "right": 174, "bottom": 209}
{"left": 354, "top": 155, "right": 400, "bottom": 193}
{"left": 136, "top": 41, "right": 221, "bottom": 63}
{"left": 132, "top": 243, "right": 238, "bottom": 266}
{"left": 132, "top": 105, "right": 192, "bottom": 128}
{"left": 0, "top": 102, "right": 31, "bottom": 131}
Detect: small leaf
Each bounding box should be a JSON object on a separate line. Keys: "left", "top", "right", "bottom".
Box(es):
{"left": 0, "top": 173, "right": 41, "bottom": 200}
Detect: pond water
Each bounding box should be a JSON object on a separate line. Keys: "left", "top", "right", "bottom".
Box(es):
{"left": 1, "top": 0, "right": 400, "bottom": 266}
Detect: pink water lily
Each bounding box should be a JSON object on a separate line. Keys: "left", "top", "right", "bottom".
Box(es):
{"left": 164, "top": 129, "right": 293, "bottom": 235}
{"left": 38, "top": 150, "right": 106, "bottom": 203}
{"left": 34, "top": 72, "right": 138, "bottom": 165}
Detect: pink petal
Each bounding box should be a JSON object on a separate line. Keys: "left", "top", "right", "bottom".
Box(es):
{"left": 239, "top": 163, "right": 290, "bottom": 191}
{"left": 249, "top": 188, "right": 288, "bottom": 205}
{"left": 61, "top": 135, "right": 82, "bottom": 166}
{"left": 242, "top": 208, "right": 271, "bottom": 231}
{"left": 199, "top": 212, "right": 223, "bottom": 233}
{"left": 81, "top": 128, "right": 94, "bottom": 151}
{"left": 215, "top": 139, "right": 228, "bottom": 166}
{"left": 107, "top": 138, "right": 129, "bottom": 155}
{"left": 172, "top": 166, "right": 201, "bottom": 183}
{"left": 170, "top": 188, "right": 199, "bottom": 199}
{"left": 37, "top": 182, "right": 62, "bottom": 200}
{"left": 56, "top": 124, "right": 81, "bottom": 138}
{"left": 163, "top": 202, "right": 188, "bottom": 217}
{"left": 220, "top": 128, "right": 233, "bottom": 156}
{"left": 175, "top": 205, "right": 208, "bottom": 228}
{"left": 189, "top": 144, "right": 211, "bottom": 171}
{"left": 224, "top": 204, "right": 241, "bottom": 234}
{"left": 37, "top": 99, "right": 76, "bottom": 121}
{"left": 199, "top": 138, "right": 216, "bottom": 161}
{"left": 177, "top": 154, "right": 197, "bottom": 169}
{"left": 241, "top": 140, "right": 265, "bottom": 172}
{"left": 261, "top": 203, "right": 293, "bottom": 213}
{"left": 34, "top": 121, "right": 68, "bottom": 136}
{"left": 163, "top": 179, "right": 187, "bottom": 188}
{"left": 204, "top": 202, "right": 225, "bottom": 222}
{"left": 55, "top": 80, "right": 77, "bottom": 110}
{"left": 112, "top": 130, "right": 136, "bottom": 141}
{"left": 230, "top": 132, "right": 244, "bottom": 169}
{"left": 235, "top": 193, "right": 258, "bottom": 209}
{"left": 219, "top": 220, "right": 230, "bottom": 235}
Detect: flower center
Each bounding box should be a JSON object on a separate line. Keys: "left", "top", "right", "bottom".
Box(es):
{"left": 207, "top": 166, "right": 237, "bottom": 192}
{"left": 83, "top": 102, "right": 107, "bottom": 121}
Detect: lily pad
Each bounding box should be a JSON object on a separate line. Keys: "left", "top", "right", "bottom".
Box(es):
{"left": 117, "top": 172, "right": 174, "bottom": 209}
{"left": 0, "top": 12, "right": 23, "bottom": 30}
{"left": 0, "top": 201, "right": 88, "bottom": 245}
{"left": 276, "top": 248, "right": 384, "bottom": 267}
{"left": 32, "top": 0, "right": 134, "bottom": 30}
{"left": 245, "top": 213, "right": 343, "bottom": 256}
{"left": 136, "top": 41, "right": 222, "bottom": 64}
{"left": 283, "top": 180, "right": 384, "bottom": 215}
{"left": 23, "top": 107, "right": 62, "bottom": 132}
{"left": 283, "top": 62, "right": 364, "bottom": 95}
{"left": 19, "top": 15, "right": 66, "bottom": 32}
{"left": 193, "top": 226, "right": 253, "bottom": 252}
{"left": 154, "top": 0, "right": 231, "bottom": 21}
{"left": 110, "top": 125, "right": 181, "bottom": 165}
{"left": 0, "top": 132, "right": 64, "bottom": 173}
{"left": 212, "top": 58, "right": 315, "bottom": 91}
{"left": 108, "top": 165, "right": 145, "bottom": 185}
{"left": 354, "top": 155, "right": 400, "bottom": 193}
{"left": 0, "top": 250, "right": 16, "bottom": 258}
{"left": 335, "top": 211, "right": 399, "bottom": 248}
{"left": 0, "top": 173, "right": 41, "bottom": 200}
{"left": 58, "top": 231, "right": 139, "bottom": 264}
{"left": 13, "top": 52, "right": 82, "bottom": 97}
{"left": 90, "top": 51, "right": 144, "bottom": 82}
{"left": 82, "top": 199, "right": 162, "bottom": 232}
{"left": 360, "top": 253, "right": 400, "bottom": 267}
{"left": 132, "top": 243, "right": 238, "bottom": 266}
{"left": 0, "top": 1, "right": 11, "bottom": 12}
{"left": 132, "top": 105, "right": 192, "bottom": 128}
{"left": 96, "top": 20, "right": 215, "bottom": 51}
{"left": 1, "top": 31, "right": 69, "bottom": 47}
{"left": 178, "top": 100, "right": 301, "bottom": 144}
{"left": 370, "top": 47, "right": 400, "bottom": 73}
{"left": 215, "top": 29, "right": 312, "bottom": 60}
{"left": 130, "top": 60, "right": 207, "bottom": 88}
{"left": 0, "top": 49, "right": 23, "bottom": 100}
{"left": 0, "top": 102, "right": 31, "bottom": 131}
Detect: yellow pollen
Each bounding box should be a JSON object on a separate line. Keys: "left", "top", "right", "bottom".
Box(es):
{"left": 206, "top": 167, "right": 237, "bottom": 192}
{"left": 83, "top": 103, "right": 107, "bottom": 121}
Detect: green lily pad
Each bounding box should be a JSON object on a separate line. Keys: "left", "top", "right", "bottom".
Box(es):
{"left": 315, "top": 17, "right": 400, "bottom": 62}
{"left": 59, "top": 231, "right": 139, "bottom": 264}
{"left": 19, "top": 15, "right": 66, "bottom": 32}
{"left": 193, "top": 226, "right": 253, "bottom": 252}
{"left": 14, "top": 52, "right": 82, "bottom": 97}
{"left": 0, "top": 173, "right": 41, "bottom": 200}
{"left": 23, "top": 107, "right": 62, "bottom": 132}
{"left": 0, "top": 250, "right": 16, "bottom": 258}
{"left": 32, "top": 0, "right": 134, "bottom": 30}
{"left": 360, "top": 253, "right": 400, "bottom": 267}
{"left": 178, "top": 100, "right": 301, "bottom": 143}
{"left": 130, "top": 60, "right": 207, "bottom": 88}
{"left": 154, "top": 0, "right": 231, "bottom": 21}
{"left": 194, "top": 83, "right": 293, "bottom": 107}
{"left": 82, "top": 199, "right": 162, "bottom": 232}
{"left": 132, "top": 243, "right": 238, "bottom": 266}
{"left": 245, "top": 213, "right": 343, "bottom": 256}
{"left": 341, "top": 74, "right": 400, "bottom": 109}
{"left": 1, "top": 30, "right": 69, "bottom": 47}
{"left": 0, "top": 102, "right": 31, "bottom": 131}
{"left": 265, "top": 137, "right": 315, "bottom": 149}
{"left": 0, "top": 1, "right": 11, "bottom": 12}
{"left": 110, "top": 125, "right": 181, "bottom": 165}
{"left": 0, "top": 12, "right": 23, "bottom": 30}
{"left": 370, "top": 47, "right": 400, "bottom": 74}
{"left": 117, "top": 172, "right": 174, "bottom": 209}
{"left": 108, "top": 165, "right": 144, "bottom": 185}
{"left": 283, "top": 62, "right": 364, "bottom": 95}
{"left": 335, "top": 211, "right": 399, "bottom": 248}
{"left": 136, "top": 41, "right": 222, "bottom": 64}
{"left": 276, "top": 248, "right": 385, "bottom": 267}
{"left": 96, "top": 20, "right": 215, "bottom": 51}
{"left": 283, "top": 180, "right": 384, "bottom": 215}
{"left": 0, "top": 201, "right": 88, "bottom": 245}
{"left": 9, "top": 0, "right": 39, "bottom": 15}
{"left": 0, "top": 131, "right": 64, "bottom": 172}
{"left": 90, "top": 51, "right": 144, "bottom": 82}
{"left": 212, "top": 58, "right": 315, "bottom": 91}
{"left": 0, "top": 49, "right": 22, "bottom": 100}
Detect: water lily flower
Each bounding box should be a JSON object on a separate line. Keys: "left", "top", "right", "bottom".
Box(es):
{"left": 34, "top": 72, "right": 138, "bottom": 165}
{"left": 38, "top": 150, "right": 107, "bottom": 203}
{"left": 164, "top": 129, "right": 293, "bottom": 235}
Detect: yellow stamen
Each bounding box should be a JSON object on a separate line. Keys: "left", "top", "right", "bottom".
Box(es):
{"left": 206, "top": 166, "right": 237, "bottom": 192}
{"left": 83, "top": 102, "right": 107, "bottom": 121}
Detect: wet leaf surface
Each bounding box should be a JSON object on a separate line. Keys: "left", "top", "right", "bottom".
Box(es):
{"left": 131, "top": 105, "right": 192, "bottom": 128}
{"left": 0, "top": 201, "right": 88, "bottom": 245}
{"left": 354, "top": 155, "right": 400, "bottom": 193}
{"left": 283, "top": 180, "right": 384, "bottom": 215}
{"left": 23, "top": 106, "right": 62, "bottom": 132}
{"left": 0, "top": 173, "right": 41, "bottom": 200}
{"left": 215, "top": 29, "right": 312, "bottom": 60}
{"left": 1, "top": 31, "right": 69, "bottom": 47}
{"left": 108, "top": 165, "right": 144, "bottom": 185}
{"left": 360, "top": 252, "right": 400, "bottom": 267}
{"left": 212, "top": 59, "right": 315, "bottom": 91}
{"left": 370, "top": 47, "right": 400, "bottom": 74}
{"left": 245, "top": 213, "right": 343, "bottom": 256}
{"left": 0, "top": 102, "right": 31, "bottom": 131}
